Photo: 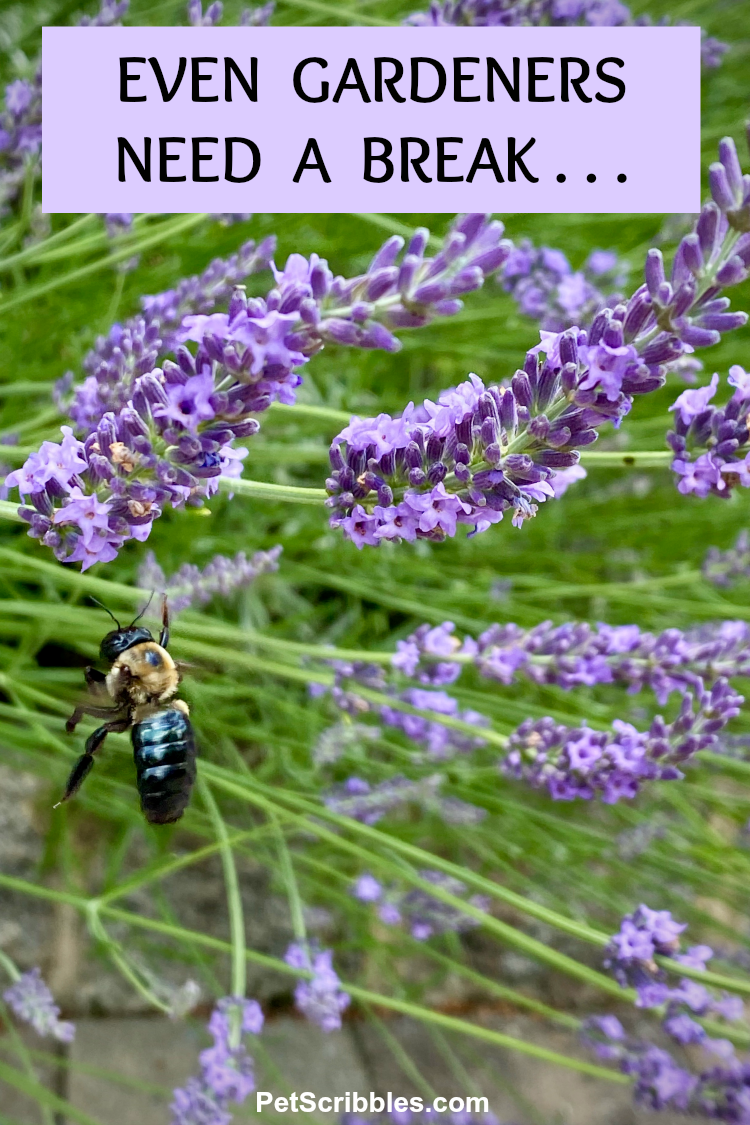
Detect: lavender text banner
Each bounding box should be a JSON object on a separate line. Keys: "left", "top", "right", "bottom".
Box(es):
{"left": 42, "top": 25, "right": 700, "bottom": 214}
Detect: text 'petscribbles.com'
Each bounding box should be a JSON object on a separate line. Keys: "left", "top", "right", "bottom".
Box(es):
{"left": 255, "top": 1092, "right": 491, "bottom": 1114}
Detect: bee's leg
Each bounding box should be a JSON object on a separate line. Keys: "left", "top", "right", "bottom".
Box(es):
{"left": 159, "top": 595, "right": 170, "bottom": 649}
{"left": 65, "top": 702, "right": 123, "bottom": 735}
{"left": 55, "top": 717, "right": 130, "bottom": 807}
{"left": 66, "top": 668, "right": 110, "bottom": 733}
{"left": 84, "top": 666, "right": 107, "bottom": 692}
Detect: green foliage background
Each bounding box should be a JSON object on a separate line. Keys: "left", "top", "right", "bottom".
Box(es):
{"left": 1, "top": 0, "right": 750, "bottom": 1120}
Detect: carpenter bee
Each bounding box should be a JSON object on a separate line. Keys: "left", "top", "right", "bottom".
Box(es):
{"left": 57, "top": 596, "right": 197, "bottom": 824}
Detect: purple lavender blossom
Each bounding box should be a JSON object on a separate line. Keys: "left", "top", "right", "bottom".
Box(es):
{"left": 403, "top": 0, "right": 726, "bottom": 70}
{"left": 670, "top": 372, "right": 720, "bottom": 423}
{"left": 240, "top": 2, "right": 275, "bottom": 24}
{"left": 500, "top": 240, "right": 628, "bottom": 332}
{"left": 396, "top": 617, "right": 750, "bottom": 707}
{"left": 704, "top": 530, "right": 750, "bottom": 587}
{"left": 137, "top": 546, "right": 282, "bottom": 612}
{"left": 605, "top": 905, "right": 747, "bottom": 1029}
{"left": 6, "top": 247, "right": 277, "bottom": 566}
{"left": 393, "top": 621, "right": 476, "bottom": 686}
{"left": 185, "top": 0, "right": 274, "bottom": 24}
{"left": 75, "top": 237, "right": 275, "bottom": 430}
{"left": 352, "top": 873, "right": 383, "bottom": 902}
{"left": 3, "top": 968, "right": 75, "bottom": 1042}
{"left": 283, "top": 944, "right": 350, "bottom": 1032}
{"left": 350, "top": 869, "right": 490, "bottom": 941}
{"left": 171, "top": 996, "right": 262, "bottom": 1125}
{"left": 187, "top": 0, "right": 223, "bottom": 24}
{"left": 582, "top": 1020, "right": 698, "bottom": 1112}
{"left": 583, "top": 906, "right": 750, "bottom": 1120}
{"left": 311, "top": 660, "right": 490, "bottom": 761}
{"left": 77, "top": 213, "right": 508, "bottom": 430}
{"left": 102, "top": 213, "right": 133, "bottom": 237}
{"left": 101, "top": 212, "right": 139, "bottom": 273}
{"left": 549, "top": 464, "right": 587, "bottom": 497}
{"left": 328, "top": 138, "right": 750, "bottom": 548}
{"left": 323, "top": 773, "right": 485, "bottom": 826}
{"left": 312, "top": 721, "right": 381, "bottom": 766}
{"left": 78, "top": 0, "right": 130, "bottom": 25}
{"left": 380, "top": 688, "right": 490, "bottom": 761}
{"left": 605, "top": 904, "right": 686, "bottom": 987}
{"left": 0, "top": 72, "right": 42, "bottom": 214}
{"left": 13, "top": 217, "right": 509, "bottom": 570}
{"left": 502, "top": 678, "right": 743, "bottom": 803}
{"left": 668, "top": 367, "right": 750, "bottom": 500}
{"left": 171, "top": 1078, "right": 232, "bottom": 1125}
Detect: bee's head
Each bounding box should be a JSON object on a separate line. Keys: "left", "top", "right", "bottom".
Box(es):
{"left": 92, "top": 594, "right": 157, "bottom": 664}
{"left": 100, "top": 626, "right": 153, "bottom": 662}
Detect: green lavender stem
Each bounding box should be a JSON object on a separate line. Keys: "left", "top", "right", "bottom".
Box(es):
{"left": 0, "top": 872, "right": 627, "bottom": 1085}
{"left": 0, "top": 213, "right": 98, "bottom": 273}
{"left": 200, "top": 778, "right": 247, "bottom": 1046}
{"left": 0, "top": 213, "right": 209, "bottom": 316}
{"left": 272, "top": 816, "right": 308, "bottom": 944}
{"left": 0, "top": 1058, "right": 104, "bottom": 1125}
{"left": 216, "top": 477, "right": 328, "bottom": 505}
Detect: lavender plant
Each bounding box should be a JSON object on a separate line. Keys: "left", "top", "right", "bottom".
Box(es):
{"left": 583, "top": 905, "right": 750, "bottom": 1119}
{"left": 325, "top": 137, "right": 750, "bottom": 547}
{"left": 5, "top": 216, "right": 509, "bottom": 568}
{"left": 2, "top": 968, "right": 75, "bottom": 1043}
{"left": 310, "top": 659, "right": 491, "bottom": 761}
{"left": 171, "top": 997, "right": 263, "bottom": 1124}
{"left": 393, "top": 617, "right": 750, "bottom": 704}
{"left": 137, "top": 544, "right": 282, "bottom": 611}
{"left": 703, "top": 530, "right": 750, "bottom": 586}
{"left": 404, "top": 0, "right": 728, "bottom": 70}
{"left": 351, "top": 870, "right": 490, "bottom": 940}
{"left": 0, "top": 73, "right": 41, "bottom": 215}
{"left": 283, "top": 943, "right": 350, "bottom": 1031}
{"left": 500, "top": 241, "right": 629, "bottom": 332}
{"left": 323, "top": 774, "right": 486, "bottom": 825}
{"left": 503, "top": 678, "right": 742, "bottom": 802}
{"left": 668, "top": 367, "right": 750, "bottom": 498}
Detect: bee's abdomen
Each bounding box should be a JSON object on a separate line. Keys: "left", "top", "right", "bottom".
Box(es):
{"left": 132, "top": 707, "right": 196, "bottom": 825}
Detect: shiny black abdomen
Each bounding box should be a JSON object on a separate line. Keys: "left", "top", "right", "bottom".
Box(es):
{"left": 132, "top": 707, "right": 196, "bottom": 825}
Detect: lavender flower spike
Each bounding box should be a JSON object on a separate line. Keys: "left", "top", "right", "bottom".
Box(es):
{"left": 704, "top": 530, "right": 750, "bottom": 587}
{"left": 312, "top": 659, "right": 490, "bottom": 762}
{"left": 138, "top": 545, "right": 282, "bottom": 613}
{"left": 350, "top": 869, "right": 490, "bottom": 941}
{"left": 3, "top": 968, "right": 75, "bottom": 1042}
{"left": 187, "top": 0, "right": 224, "bottom": 26}
{"left": 323, "top": 773, "right": 485, "bottom": 826}
{"left": 328, "top": 137, "right": 750, "bottom": 547}
{"left": 404, "top": 0, "right": 726, "bottom": 70}
{"left": 500, "top": 240, "right": 628, "bottom": 332}
{"left": 284, "top": 943, "right": 350, "bottom": 1032}
{"left": 240, "top": 2, "right": 275, "bottom": 24}
{"left": 0, "top": 71, "right": 42, "bottom": 214}
{"left": 78, "top": 0, "right": 130, "bottom": 26}
{"left": 502, "top": 678, "right": 743, "bottom": 804}
{"left": 583, "top": 903, "right": 748, "bottom": 1120}
{"left": 668, "top": 368, "right": 750, "bottom": 500}
{"left": 327, "top": 614, "right": 750, "bottom": 716}
{"left": 171, "top": 996, "right": 263, "bottom": 1125}
{"left": 9, "top": 218, "right": 508, "bottom": 570}
{"left": 470, "top": 617, "right": 750, "bottom": 704}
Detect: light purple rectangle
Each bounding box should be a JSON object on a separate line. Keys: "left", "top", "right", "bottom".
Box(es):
{"left": 42, "top": 25, "right": 700, "bottom": 213}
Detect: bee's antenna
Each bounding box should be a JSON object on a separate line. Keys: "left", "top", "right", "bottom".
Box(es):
{"left": 130, "top": 589, "right": 155, "bottom": 627}
{"left": 89, "top": 597, "right": 121, "bottom": 630}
